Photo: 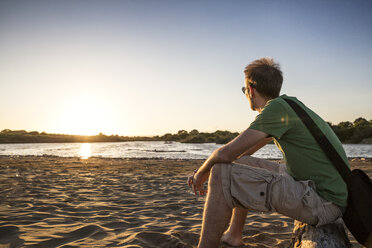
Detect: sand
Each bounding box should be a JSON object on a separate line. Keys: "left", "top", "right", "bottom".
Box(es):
{"left": 0, "top": 156, "right": 370, "bottom": 248}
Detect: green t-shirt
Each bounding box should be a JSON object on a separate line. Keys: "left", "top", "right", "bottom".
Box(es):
{"left": 249, "top": 95, "right": 348, "bottom": 207}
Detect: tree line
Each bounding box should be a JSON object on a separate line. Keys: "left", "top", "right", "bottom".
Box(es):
{"left": 1, "top": 117, "right": 371, "bottom": 144}
{"left": 328, "top": 117, "right": 372, "bottom": 144}
{"left": 159, "top": 117, "right": 372, "bottom": 144}
{"left": 159, "top": 129, "right": 239, "bottom": 144}
{"left": 0, "top": 130, "right": 155, "bottom": 143}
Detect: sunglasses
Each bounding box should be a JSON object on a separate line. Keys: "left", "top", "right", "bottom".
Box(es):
{"left": 241, "top": 87, "right": 247, "bottom": 94}
{"left": 241, "top": 82, "right": 255, "bottom": 94}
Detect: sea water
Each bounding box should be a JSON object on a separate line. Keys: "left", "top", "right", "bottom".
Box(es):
{"left": 0, "top": 142, "right": 371, "bottom": 160}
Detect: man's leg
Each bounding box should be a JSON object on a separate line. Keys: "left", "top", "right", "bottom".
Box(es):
{"left": 221, "top": 208, "right": 248, "bottom": 246}
{"left": 220, "top": 156, "right": 284, "bottom": 246}
{"left": 198, "top": 164, "right": 232, "bottom": 248}
{"left": 235, "top": 155, "right": 285, "bottom": 174}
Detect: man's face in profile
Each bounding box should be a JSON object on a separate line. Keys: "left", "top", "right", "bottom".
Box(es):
{"left": 244, "top": 79, "right": 255, "bottom": 111}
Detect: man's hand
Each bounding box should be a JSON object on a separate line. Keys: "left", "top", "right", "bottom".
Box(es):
{"left": 188, "top": 169, "right": 209, "bottom": 195}
{"left": 187, "top": 128, "right": 269, "bottom": 196}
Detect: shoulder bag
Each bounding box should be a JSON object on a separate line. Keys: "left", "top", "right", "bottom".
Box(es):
{"left": 283, "top": 98, "right": 372, "bottom": 247}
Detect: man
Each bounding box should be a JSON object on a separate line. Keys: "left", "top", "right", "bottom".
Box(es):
{"left": 188, "top": 58, "right": 348, "bottom": 248}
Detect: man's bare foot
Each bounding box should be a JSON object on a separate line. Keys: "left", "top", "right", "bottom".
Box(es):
{"left": 221, "top": 232, "right": 244, "bottom": 247}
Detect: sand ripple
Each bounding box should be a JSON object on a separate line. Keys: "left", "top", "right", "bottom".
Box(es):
{"left": 1, "top": 156, "right": 366, "bottom": 247}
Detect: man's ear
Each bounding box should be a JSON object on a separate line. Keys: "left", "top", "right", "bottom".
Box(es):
{"left": 248, "top": 85, "right": 255, "bottom": 98}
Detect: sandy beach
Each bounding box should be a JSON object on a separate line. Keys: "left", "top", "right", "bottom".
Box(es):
{"left": 0, "top": 156, "right": 370, "bottom": 248}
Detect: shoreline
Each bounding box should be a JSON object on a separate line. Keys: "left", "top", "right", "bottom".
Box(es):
{"left": 1, "top": 154, "right": 371, "bottom": 161}
{"left": 1, "top": 141, "right": 372, "bottom": 145}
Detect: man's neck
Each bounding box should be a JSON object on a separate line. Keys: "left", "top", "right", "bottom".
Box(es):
{"left": 256, "top": 97, "right": 270, "bottom": 113}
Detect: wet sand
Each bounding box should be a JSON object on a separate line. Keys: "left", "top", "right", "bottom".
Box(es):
{"left": 0, "top": 156, "right": 370, "bottom": 247}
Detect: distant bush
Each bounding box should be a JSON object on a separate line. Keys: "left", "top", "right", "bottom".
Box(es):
{"left": 0, "top": 129, "right": 158, "bottom": 143}
{"left": 329, "top": 117, "right": 372, "bottom": 144}
{"left": 159, "top": 129, "right": 239, "bottom": 144}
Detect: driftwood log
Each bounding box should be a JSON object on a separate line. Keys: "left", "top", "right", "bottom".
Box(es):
{"left": 288, "top": 219, "right": 351, "bottom": 248}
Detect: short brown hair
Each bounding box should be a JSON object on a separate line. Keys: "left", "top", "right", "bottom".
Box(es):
{"left": 244, "top": 58, "right": 283, "bottom": 99}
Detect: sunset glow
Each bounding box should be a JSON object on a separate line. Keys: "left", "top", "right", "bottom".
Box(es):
{"left": 0, "top": 1, "right": 371, "bottom": 136}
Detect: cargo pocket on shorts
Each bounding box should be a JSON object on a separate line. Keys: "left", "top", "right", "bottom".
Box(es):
{"left": 271, "top": 178, "right": 319, "bottom": 225}
{"left": 229, "top": 165, "right": 274, "bottom": 212}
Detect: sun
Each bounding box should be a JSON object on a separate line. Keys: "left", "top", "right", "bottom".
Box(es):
{"left": 53, "top": 94, "right": 119, "bottom": 135}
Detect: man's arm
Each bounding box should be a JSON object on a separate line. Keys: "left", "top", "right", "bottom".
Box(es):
{"left": 190, "top": 128, "right": 268, "bottom": 195}
{"left": 237, "top": 137, "right": 273, "bottom": 158}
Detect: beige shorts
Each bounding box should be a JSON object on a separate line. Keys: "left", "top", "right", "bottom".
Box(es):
{"left": 220, "top": 156, "right": 342, "bottom": 226}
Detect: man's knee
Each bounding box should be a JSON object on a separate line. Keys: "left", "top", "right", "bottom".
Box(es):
{"left": 211, "top": 163, "right": 223, "bottom": 175}
{"left": 209, "top": 163, "right": 224, "bottom": 185}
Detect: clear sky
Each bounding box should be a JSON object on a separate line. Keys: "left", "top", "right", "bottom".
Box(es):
{"left": 1, "top": 0, "right": 371, "bottom": 136}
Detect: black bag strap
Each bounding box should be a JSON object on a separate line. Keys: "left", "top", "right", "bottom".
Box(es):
{"left": 283, "top": 98, "right": 352, "bottom": 182}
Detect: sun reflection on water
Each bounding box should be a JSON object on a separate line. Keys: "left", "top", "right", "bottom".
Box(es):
{"left": 80, "top": 143, "right": 91, "bottom": 159}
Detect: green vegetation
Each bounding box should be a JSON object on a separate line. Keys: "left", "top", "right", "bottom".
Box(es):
{"left": 0, "top": 130, "right": 156, "bottom": 143}
{"left": 1, "top": 117, "right": 371, "bottom": 144}
{"left": 329, "top": 117, "right": 372, "bottom": 144}
{"left": 160, "top": 129, "right": 239, "bottom": 144}
{"left": 0, "top": 129, "right": 239, "bottom": 144}
{"left": 159, "top": 117, "right": 372, "bottom": 144}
